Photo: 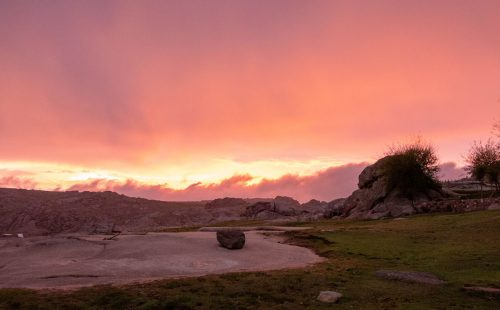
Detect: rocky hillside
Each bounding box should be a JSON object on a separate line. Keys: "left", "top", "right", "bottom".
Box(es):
{"left": 0, "top": 188, "right": 336, "bottom": 236}
{"left": 334, "top": 158, "right": 499, "bottom": 219}
{"left": 0, "top": 188, "right": 210, "bottom": 236}
{"left": 337, "top": 156, "right": 453, "bottom": 219}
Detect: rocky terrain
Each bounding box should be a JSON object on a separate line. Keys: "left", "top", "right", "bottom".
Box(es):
{"left": 1, "top": 160, "right": 498, "bottom": 236}
{"left": 0, "top": 188, "right": 209, "bottom": 236}
{"left": 331, "top": 157, "right": 498, "bottom": 220}
{"left": 0, "top": 188, "right": 337, "bottom": 236}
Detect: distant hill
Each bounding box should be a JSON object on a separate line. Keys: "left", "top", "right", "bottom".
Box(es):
{"left": 0, "top": 188, "right": 212, "bottom": 236}
{"left": 0, "top": 188, "right": 333, "bottom": 236}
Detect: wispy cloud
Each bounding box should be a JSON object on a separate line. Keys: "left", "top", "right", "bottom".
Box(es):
{"left": 61, "top": 163, "right": 370, "bottom": 202}
{"left": 1, "top": 161, "right": 467, "bottom": 202}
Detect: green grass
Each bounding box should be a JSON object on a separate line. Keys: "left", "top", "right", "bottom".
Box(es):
{"left": 1, "top": 211, "right": 500, "bottom": 309}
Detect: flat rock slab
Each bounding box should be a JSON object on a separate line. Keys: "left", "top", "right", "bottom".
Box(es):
{"left": 0, "top": 232, "right": 324, "bottom": 289}
{"left": 463, "top": 286, "right": 500, "bottom": 294}
{"left": 375, "top": 270, "right": 446, "bottom": 285}
{"left": 199, "top": 226, "right": 311, "bottom": 232}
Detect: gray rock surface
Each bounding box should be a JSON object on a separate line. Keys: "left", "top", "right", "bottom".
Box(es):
{"left": 463, "top": 286, "right": 500, "bottom": 294}
{"left": 375, "top": 270, "right": 446, "bottom": 285}
{"left": 0, "top": 232, "right": 324, "bottom": 289}
{"left": 216, "top": 230, "right": 246, "bottom": 249}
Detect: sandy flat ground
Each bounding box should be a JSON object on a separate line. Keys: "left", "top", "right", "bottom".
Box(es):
{"left": 0, "top": 232, "right": 324, "bottom": 289}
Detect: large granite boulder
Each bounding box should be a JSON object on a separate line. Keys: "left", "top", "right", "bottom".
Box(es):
{"left": 301, "top": 199, "right": 329, "bottom": 214}
{"left": 241, "top": 196, "right": 302, "bottom": 218}
{"left": 216, "top": 230, "right": 245, "bottom": 249}
{"left": 274, "top": 196, "right": 301, "bottom": 216}
{"left": 341, "top": 156, "right": 448, "bottom": 219}
{"left": 323, "top": 198, "right": 346, "bottom": 218}
{"left": 242, "top": 201, "right": 274, "bottom": 218}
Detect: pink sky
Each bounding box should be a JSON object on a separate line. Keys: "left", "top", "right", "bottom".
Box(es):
{"left": 0, "top": 0, "right": 498, "bottom": 202}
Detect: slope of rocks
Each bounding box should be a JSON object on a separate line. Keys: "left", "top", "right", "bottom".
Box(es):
{"left": 340, "top": 157, "right": 449, "bottom": 219}
{"left": 0, "top": 189, "right": 334, "bottom": 236}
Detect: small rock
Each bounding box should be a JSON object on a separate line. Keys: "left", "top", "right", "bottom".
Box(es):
{"left": 317, "top": 291, "right": 342, "bottom": 303}
{"left": 216, "top": 230, "right": 245, "bottom": 249}
{"left": 375, "top": 270, "right": 446, "bottom": 285}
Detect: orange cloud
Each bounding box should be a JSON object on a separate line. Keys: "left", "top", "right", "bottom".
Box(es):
{"left": 1, "top": 162, "right": 467, "bottom": 202}
{"left": 64, "top": 163, "right": 369, "bottom": 202}
{"left": 0, "top": 170, "right": 37, "bottom": 189}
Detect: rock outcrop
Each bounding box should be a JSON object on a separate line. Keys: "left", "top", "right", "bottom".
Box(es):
{"left": 375, "top": 270, "right": 446, "bottom": 285}
{"left": 216, "top": 230, "right": 245, "bottom": 249}
{"left": 205, "top": 197, "right": 249, "bottom": 209}
{"left": 273, "top": 196, "right": 301, "bottom": 216}
{"left": 341, "top": 157, "right": 448, "bottom": 219}
{"left": 241, "top": 196, "right": 330, "bottom": 220}
{"left": 322, "top": 198, "right": 346, "bottom": 218}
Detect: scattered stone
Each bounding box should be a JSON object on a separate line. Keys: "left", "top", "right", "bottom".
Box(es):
{"left": 216, "top": 230, "right": 245, "bottom": 249}
{"left": 463, "top": 286, "right": 500, "bottom": 295}
{"left": 375, "top": 270, "right": 446, "bottom": 285}
{"left": 317, "top": 291, "right": 342, "bottom": 303}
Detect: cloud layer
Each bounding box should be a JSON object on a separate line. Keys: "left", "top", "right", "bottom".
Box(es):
{"left": 0, "top": 162, "right": 466, "bottom": 203}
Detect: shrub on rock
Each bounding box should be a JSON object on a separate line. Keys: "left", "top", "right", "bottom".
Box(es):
{"left": 383, "top": 139, "right": 441, "bottom": 198}
{"left": 341, "top": 139, "right": 446, "bottom": 219}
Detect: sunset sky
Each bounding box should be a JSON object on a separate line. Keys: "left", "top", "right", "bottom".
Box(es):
{"left": 1, "top": 0, "right": 499, "bottom": 202}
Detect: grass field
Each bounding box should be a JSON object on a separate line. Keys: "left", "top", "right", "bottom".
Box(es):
{"left": 1, "top": 210, "right": 499, "bottom": 309}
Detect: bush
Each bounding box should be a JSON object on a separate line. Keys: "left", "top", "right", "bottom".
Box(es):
{"left": 383, "top": 139, "right": 441, "bottom": 198}
{"left": 464, "top": 139, "right": 500, "bottom": 190}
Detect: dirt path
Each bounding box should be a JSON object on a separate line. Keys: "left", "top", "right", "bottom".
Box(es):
{"left": 0, "top": 232, "right": 323, "bottom": 289}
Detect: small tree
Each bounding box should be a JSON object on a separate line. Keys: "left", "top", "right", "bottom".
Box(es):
{"left": 464, "top": 139, "right": 500, "bottom": 195}
{"left": 383, "top": 138, "right": 441, "bottom": 199}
